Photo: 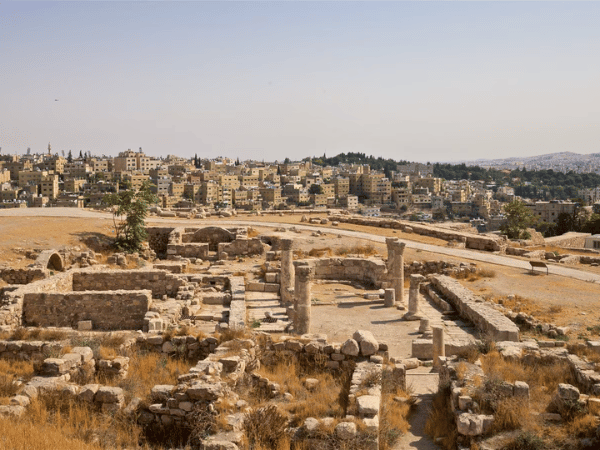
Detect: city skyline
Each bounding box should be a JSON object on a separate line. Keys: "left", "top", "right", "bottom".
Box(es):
{"left": 1, "top": 1, "right": 599, "bottom": 162}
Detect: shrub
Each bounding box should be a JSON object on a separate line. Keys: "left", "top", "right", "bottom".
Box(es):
{"left": 243, "top": 404, "right": 289, "bottom": 450}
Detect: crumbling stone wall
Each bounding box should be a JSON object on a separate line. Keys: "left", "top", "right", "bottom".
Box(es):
{"left": 0, "top": 267, "right": 48, "bottom": 285}
{"left": 147, "top": 227, "right": 175, "bottom": 257}
{"left": 0, "top": 270, "right": 75, "bottom": 328}
{"left": 218, "top": 238, "right": 265, "bottom": 257}
{"left": 23, "top": 290, "right": 151, "bottom": 330}
{"left": 301, "top": 257, "right": 386, "bottom": 288}
{"left": 72, "top": 270, "right": 186, "bottom": 298}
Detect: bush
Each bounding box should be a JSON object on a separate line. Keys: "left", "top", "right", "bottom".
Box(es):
{"left": 244, "top": 404, "right": 289, "bottom": 450}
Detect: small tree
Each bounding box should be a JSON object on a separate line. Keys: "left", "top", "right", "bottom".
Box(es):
{"left": 103, "top": 180, "right": 158, "bottom": 252}
{"left": 501, "top": 200, "right": 533, "bottom": 239}
{"left": 309, "top": 184, "right": 324, "bottom": 195}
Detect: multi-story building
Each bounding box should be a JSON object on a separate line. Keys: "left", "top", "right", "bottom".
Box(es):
{"left": 529, "top": 201, "right": 577, "bottom": 224}
{"left": 40, "top": 174, "right": 59, "bottom": 199}
{"left": 259, "top": 187, "right": 282, "bottom": 207}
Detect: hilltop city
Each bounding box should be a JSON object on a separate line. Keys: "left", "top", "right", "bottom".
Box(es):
{"left": 5, "top": 145, "right": 600, "bottom": 239}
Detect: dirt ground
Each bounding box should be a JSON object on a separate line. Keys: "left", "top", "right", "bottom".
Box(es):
{"left": 2, "top": 214, "right": 600, "bottom": 342}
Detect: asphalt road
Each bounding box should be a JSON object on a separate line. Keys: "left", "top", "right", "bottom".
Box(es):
{"left": 2, "top": 207, "right": 599, "bottom": 284}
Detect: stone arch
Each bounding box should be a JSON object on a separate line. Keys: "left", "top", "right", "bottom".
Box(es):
{"left": 35, "top": 250, "right": 64, "bottom": 272}
{"left": 192, "top": 227, "right": 235, "bottom": 251}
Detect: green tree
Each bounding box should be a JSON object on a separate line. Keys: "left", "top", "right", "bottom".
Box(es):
{"left": 102, "top": 180, "right": 158, "bottom": 252}
{"left": 501, "top": 200, "right": 534, "bottom": 239}
{"left": 309, "top": 184, "right": 324, "bottom": 195}
{"left": 67, "top": 150, "right": 73, "bottom": 163}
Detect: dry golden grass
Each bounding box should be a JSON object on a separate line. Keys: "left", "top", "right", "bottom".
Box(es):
{"left": 335, "top": 244, "right": 379, "bottom": 257}
{"left": 488, "top": 295, "right": 539, "bottom": 316}
{"left": 117, "top": 352, "right": 191, "bottom": 402}
{"left": 4, "top": 328, "right": 69, "bottom": 342}
{"left": 0, "top": 359, "right": 35, "bottom": 401}
{"left": 491, "top": 397, "right": 530, "bottom": 433}
{"left": 425, "top": 384, "right": 457, "bottom": 450}
{"left": 1, "top": 392, "right": 148, "bottom": 450}
{"left": 451, "top": 268, "right": 496, "bottom": 282}
{"left": 567, "top": 344, "right": 600, "bottom": 364}
{"left": 0, "top": 416, "right": 104, "bottom": 450}
{"left": 379, "top": 388, "right": 412, "bottom": 450}
{"left": 254, "top": 359, "right": 344, "bottom": 426}
{"left": 308, "top": 247, "right": 332, "bottom": 257}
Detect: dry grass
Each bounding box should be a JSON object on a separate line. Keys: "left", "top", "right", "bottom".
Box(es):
{"left": 1, "top": 392, "right": 148, "bottom": 450}
{"left": 451, "top": 268, "right": 496, "bottom": 282}
{"left": 117, "top": 352, "right": 191, "bottom": 402}
{"left": 243, "top": 404, "right": 289, "bottom": 450}
{"left": 488, "top": 295, "right": 539, "bottom": 316}
{"left": 3, "top": 328, "right": 69, "bottom": 342}
{"left": 379, "top": 388, "right": 412, "bottom": 450}
{"left": 0, "top": 359, "right": 35, "bottom": 402}
{"left": 334, "top": 244, "right": 379, "bottom": 257}
{"left": 253, "top": 359, "right": 345, "bottom": 427}
{"left": 308, "top": 247, "right": 332, "bottom": 257}
{"left": 425, "top": 384, "right": 457, "bottom": 450}
{"left": 247, "top": 227, "right": 260, "bottom": 238}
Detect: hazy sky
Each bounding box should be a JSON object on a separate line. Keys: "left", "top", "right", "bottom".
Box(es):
{"left": 1, "top": 2, "right": 599, "bottom": 163}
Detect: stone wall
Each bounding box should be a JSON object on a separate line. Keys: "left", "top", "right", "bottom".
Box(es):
{"left": 300, "top": 258, "right": 387, "bottom": 288}
{"left": 0, "top": 270, "right": 75, "bottom": 328}
{"left": 167, "top": 243, "right": 208, "bottom": 259}
{"left": 329, "top": 215, "right": 505, "bottom": 252}
{"left": 430, "top": 275, "right": 519, "bottom": 341}
{"left": 23, "top": 290, "right": 151, "bottom": 330}
{"left": 218, "top": 238, "right": 265, "bottom": 257}
{"left": 0, "top": 267, "right": 48, "bottom": 285}
{"left": 72, "top": 269, "right": 186, "bottom": 298}
{"left": 147, "top": 227, "right": 175, "bottom": 257}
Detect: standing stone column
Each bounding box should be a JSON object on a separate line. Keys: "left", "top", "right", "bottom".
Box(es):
{"left": 389, "top": 240, "right": 406, "bottom": 309}
{"left": 432, "top": 326, "right": 445, "bottom": 369}
{"left": 384, "top": 288, "right": 396, "bottom": 307}
{"left": 386, "top": 237, "right": 397, "bottom": 272}
{"left": 294, "top": 264, "right": 312, "bottom": 335}
{"left": 280, "top": 239, "right": 295, "bottom": 306}
{"left": 404, "top": 274, "right": 425, "bottom": 320}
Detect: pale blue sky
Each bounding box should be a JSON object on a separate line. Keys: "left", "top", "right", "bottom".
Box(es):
{"left": 1, "top": 1, "right": 599, "bottom": 162}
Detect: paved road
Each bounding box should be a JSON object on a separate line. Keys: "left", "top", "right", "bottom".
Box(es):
{"left": 2, "top": 207, "right": 600, "bottom": 284}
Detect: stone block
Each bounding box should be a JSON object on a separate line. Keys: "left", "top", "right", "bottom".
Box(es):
{"left": 335, "top": 421, "right": 357, "bottom": 440}
{"left": 357, "top": 395, "right": 380, "bottom": 418}
{"left": 78, "top": 320, "right": 93, "bottom": 331}
{"left": 341, "top": 339, "right": 359, "bottom": 356}
{"left": 95, "top": 386, "right": 125, "bottom": 404}
{"left": 411, "top": 339, "right": 433, "bottom": 359}
{"left": 187, "top": 382, "right": 223, "bottom": 401}
{"left": 151, "top": 385, "right": 176, "bottom": 402}
{"left": 352, "top": 330, "right": 379, "bottom": 356}
{"left": 78, "top": 384, "right": 100, "bottom": 403}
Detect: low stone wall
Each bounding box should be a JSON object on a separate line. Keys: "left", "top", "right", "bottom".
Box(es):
{"left": 72, "top": 269, "right": 186, "bottom": 299}
{"left": 218, "top": 238, "right": 265, "bottom": 257}
{"left": 23, "top": 290, "right": 151, "bottom": 330}
{"left": 301, "top": 258, "right": 387, "bottom": 288}
{"left": 0, "top": 340, "right": 66, "bottom": 361}
{"left": 0, "top": 270, "right": 75, "bottom": 328}
{"left": 430, "top": 275, "right": 519, "bottom": 341}
{"left": 329, "top": 215, "right": 505, "bottom": 252}
{"left": 166, "top": 243, "right": 208, "bottom": 259}
{"left": 0, "top": 267, "right": 48, "bottom": 285}
{"left": 147, "top": 227, "right": 175, "bottom": 257}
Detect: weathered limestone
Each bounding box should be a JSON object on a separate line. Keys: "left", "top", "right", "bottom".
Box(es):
{"left": 430, "top": 275, "right": 519, "bottom": 341}
{"left": 433, "top": 326, "right": 445, "bottom": 369}
{"left": 383, "top": 288, "right": 395, "bottom": 308}
{"left": 388, "top": 240, "right": 406, "bottom": 308}
{"left": 404, "top": 274, "right": 425, "bottom": 320}
{"left": 419, "top": 318, "right": 431, "bottom": 334}
{"left": 280, "top": 239, "right": 294, "bottom": 306}
{"left": 294, "top": 264, "right": 312, "bottom": 335}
